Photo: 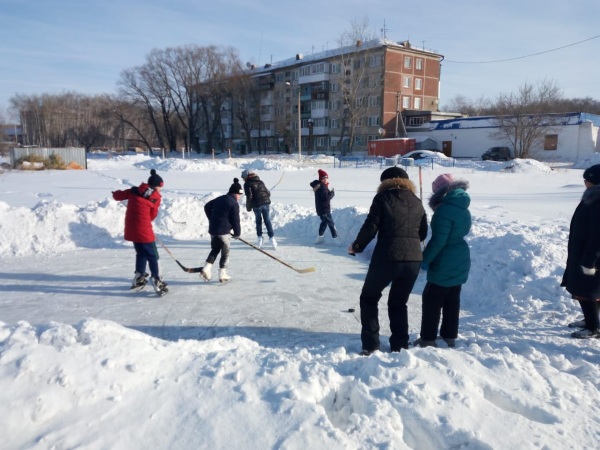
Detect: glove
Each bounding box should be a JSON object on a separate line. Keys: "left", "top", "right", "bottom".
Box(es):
{"left": 348, "top": 241, "right": 362, "bottom": 255}
{"left": 421, "top": 262, "right": 429, "bottom": 271}
{"left": 581, "top": 266, "right": 596, "bottom": 276}
{"left": 231, "top": 233, "right": 240, "bottom": 239}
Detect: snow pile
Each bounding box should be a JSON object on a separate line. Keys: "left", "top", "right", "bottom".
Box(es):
{"left": 502, "top": 158, "right": 554, "bottom": 173}
{"left": 1, "top": 154, "right": 599, "bottom": 449}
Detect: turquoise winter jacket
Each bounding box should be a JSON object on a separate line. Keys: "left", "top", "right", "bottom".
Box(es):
{"left": 422, "top": 181, "right": 472, "bottom": 287}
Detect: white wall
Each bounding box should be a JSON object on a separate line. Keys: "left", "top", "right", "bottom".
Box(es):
{"left": 410, "top": 114, "right": 599, "bottom": 161}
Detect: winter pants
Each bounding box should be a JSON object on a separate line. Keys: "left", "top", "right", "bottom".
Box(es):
{"left": 318, "top": 213, "right": 338, "bottom": 238}
{"left": 253, "top": 204, "right": 274, "bottom": 238}
{"left": 578, "top": 298, "right": 600, "bottom": 331}
{"left": 420, "top": 282, "right": 462, "bottom": 341}
{"left": 360, "top": 260, "right": 420, "bottom": 352}
{"left": 206, "top": 234, "right": 231, "bottom": 269}
{"left": 133, "top": 242, "right": 160, "bottom": 278}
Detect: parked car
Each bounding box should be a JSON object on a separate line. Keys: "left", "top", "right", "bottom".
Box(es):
{"left": 401, "top": 150, "right": 448, "bottom": 160}
{"left": 481, "top": 146, "right": 511, "bottom": 161}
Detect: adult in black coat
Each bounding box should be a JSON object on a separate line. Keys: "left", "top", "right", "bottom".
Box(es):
{"left": 349, "top": 167, "right": 428, "bottom": 353}
{"left": 200, "top": 178, "right": 243, "bottom": 283}
{"left": 241, "top": 169, "right": 275, "bottom": 249}
{"left": 561, "top": 164, "right": 600, "bottom": 338}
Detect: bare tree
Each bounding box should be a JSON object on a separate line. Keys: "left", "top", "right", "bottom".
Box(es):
{"left": 10, "top": 92, "right": 119, "bottom": 150}
{"left": 120, "top": 45, "right": 241, "bottom": 154}
{"left": 333, "top": 18, "right": 381, "bottom": 155}
{"left": 119, "top": 62, "right": 178, "bottom": 152}
{"left": 227, "top": 64, "right": 262, "bottom": 154}
{"left": 491, "top": 80, "right": 563, "bottom": 158}
{"left": 442, "top": 94, "right": 493, "bottom": 116}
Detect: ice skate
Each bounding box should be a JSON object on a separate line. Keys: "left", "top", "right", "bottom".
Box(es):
{"left": 200, "top": 262, "right": 213, "bottom": 281}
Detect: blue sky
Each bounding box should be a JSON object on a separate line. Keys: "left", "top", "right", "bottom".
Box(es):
{"left": 1, "top": 0, "right": 599, "bottom": 118}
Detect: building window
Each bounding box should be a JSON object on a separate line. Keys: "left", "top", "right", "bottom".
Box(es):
{"left": 311, "top": 62, "right": 326, "bottom": 74}
{"left": 355, "top": 135, "right": 365, "bottom": 145}
{"left": 331, "top": 63, "right": 341, "bottom": 74}
{"left": 330, "top": 119, "right": 339, "bottom": 129}
{"left": 404, "top": 56, "right": 412, "bottom": 69}
{"left": 368, "top": 96, "right": 381, "bottom": 107}
{"left": 408, "top": 116, "right": 425, "bottom": 126}
{"left": 415, "top": 78, "right": 423, "bottom": 90}
{"left": 414, "top": 97, "right": 422, "bottom": 109}
{"left": 330, "top": 82, "right": 339, "bottom": 93}
{"left": 317, "top": 136, "right": 328, "bottom": 147}
{"left": 416, "top": 58, "right": 423, "bottom": 70}
{"left": 367, "top": 115, "right": 380, "bottom": 126}
{"left": 369, "top": 55, "right": 383, "bottom": 67}
{"left": 402, "top": 96, "right": 410, "bottom": 108}
{"left": 403, "top": 76, "right": 411, "bottom": 88}
{"left": 544, "top": 134, "right": 558, "bottom": 150}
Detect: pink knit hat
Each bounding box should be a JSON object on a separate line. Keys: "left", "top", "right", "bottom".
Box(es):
{"left": 432, "top": 173, "right": 454, "bottom": 193}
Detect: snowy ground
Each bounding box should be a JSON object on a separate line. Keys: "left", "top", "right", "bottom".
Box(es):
{"left": 1, "top": 152, "right": 599, "bottom": 449}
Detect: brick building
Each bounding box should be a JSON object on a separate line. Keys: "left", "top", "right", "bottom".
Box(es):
{"left": 212, "top": 38, "right": 443, "bottom": 154}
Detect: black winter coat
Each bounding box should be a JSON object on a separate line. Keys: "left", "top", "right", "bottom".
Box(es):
{"left": 244, "top": 175, "right": 271, "bottom": 211}
{"left": 204, "top": 194, "right": 241, "bottom": 237}
{"left": 561, "top": 185, "right": 600, "bottom": 299}
{"left": 352, "top": 178, "right": 428, "bottom": 262}
{"left": 311, "top": 180, "right": 335, "bottom": 215}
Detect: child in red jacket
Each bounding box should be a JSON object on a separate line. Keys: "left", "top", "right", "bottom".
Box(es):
{"left": 112, "top": 169, "right": 168, "bottom": 295}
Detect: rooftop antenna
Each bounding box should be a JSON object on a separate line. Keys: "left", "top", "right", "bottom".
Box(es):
{"left": 258, "top": 31, "right": 263, "bottom": 65}
{"left": 381, "top": 19, "right": 388, "bottom": 40}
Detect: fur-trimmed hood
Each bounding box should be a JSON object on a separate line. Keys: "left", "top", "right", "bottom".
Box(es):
{"left": 377, "top": 177, "right": 417, "bottom": 194}
{"left": 582, "top": 184, "right": 600, "bottom": 205}
{"left": 428, "top": 180, "right": 470, "bottom": 210}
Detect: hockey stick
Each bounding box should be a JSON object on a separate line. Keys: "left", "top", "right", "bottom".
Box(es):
{"left": 234, "top": 236, "right": 316, "bottom": 274}
{"left": 269, "top": 171, "right": 286, "bottom": 191}
{"left": 155, "top": 237, "right": 203, "bottom": 273}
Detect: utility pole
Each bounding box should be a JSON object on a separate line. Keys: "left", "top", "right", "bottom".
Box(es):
{"left": 395, "top": 92, "right": 400, "bottom": 138}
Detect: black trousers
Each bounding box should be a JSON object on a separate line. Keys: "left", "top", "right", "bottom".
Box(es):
{"left": 360, "top": 261, "right": 420, "bottom": 352}
{"left": 420, "top": 282, "right": 462, "bottom": 341}
{"left": 579, "top": 298, "right": 600, "bottom": 330}
{"left": 206, "top": 235, "right": 231, "bottom": 269}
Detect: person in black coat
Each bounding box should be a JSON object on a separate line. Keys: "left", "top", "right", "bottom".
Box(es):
{"left": 561, "top": 164, "right": 600, "bottom": 338}
{"left": 200, "top": 178, "right": 243, "bottom": 283}
{"left": 349, "top": 167, "right": 428, "bottom": 354}
{"left": 310, "top": 169, "right": 339, "bottom": 245}
{"left": 241, "top": 169, "right": 276, "bottom": 249}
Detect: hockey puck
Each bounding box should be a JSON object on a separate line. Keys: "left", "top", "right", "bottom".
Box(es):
{"left": 348, "top": 308, "right": 356, "bottom": 313}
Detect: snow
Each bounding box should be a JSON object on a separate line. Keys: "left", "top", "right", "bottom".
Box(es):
{"left": 1, "top": 152, "right": 600, "bottom": 449}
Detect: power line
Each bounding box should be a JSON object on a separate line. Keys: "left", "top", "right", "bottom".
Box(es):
{"left": 445, "top": 34, "right": 600, "bottom": 64}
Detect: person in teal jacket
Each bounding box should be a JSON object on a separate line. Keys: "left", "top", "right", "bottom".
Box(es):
{"left": 416, "top": 173, "right": 472, "bottom": 348}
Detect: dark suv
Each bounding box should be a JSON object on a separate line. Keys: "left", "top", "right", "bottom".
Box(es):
{"left": 482, "top": 146, "right": 511, "bottom": 161}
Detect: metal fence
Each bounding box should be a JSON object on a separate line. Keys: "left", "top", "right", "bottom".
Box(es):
{"left": 10, "top": 147, "right": 87, "bottom": 169}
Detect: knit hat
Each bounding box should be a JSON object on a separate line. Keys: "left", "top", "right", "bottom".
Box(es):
{"left": 241, "top": 169, "right": 255, "bottom": 179}
{"left": 380, "top": 166, "right": 409, "bottom": 181}
{"left": 432, "top": 173, "right": 455, "bottom": 193}
{"left": 147, "top": 169, "right": 164, "bottom": 188}
{"left": 228, "top": 177, "right": 244, "bottom": 195}
{"left": 318, "top": 169, "right": 329, "bottom": 180}
{"left": 583, "top": 164, "right": 600, "bottom": 185}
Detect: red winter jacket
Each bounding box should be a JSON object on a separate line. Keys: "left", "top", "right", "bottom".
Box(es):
{"left": 112, "top": 183, "right": 161, "bottom": 243}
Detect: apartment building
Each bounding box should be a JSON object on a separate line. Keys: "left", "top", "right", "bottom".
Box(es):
{"left": 218, "top": 38, "right": 443, "bottom": 154}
